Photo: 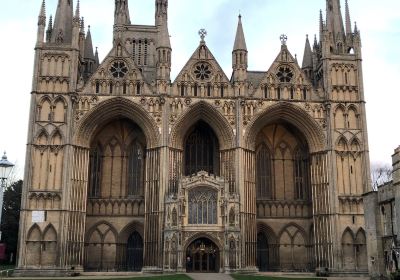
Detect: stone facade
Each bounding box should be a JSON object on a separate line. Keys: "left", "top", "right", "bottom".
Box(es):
{"left": 364, "top": 147, "right": 400, "bottom": 278}
{"left": 16, "top": 0, "right": 371, "bottom": 276}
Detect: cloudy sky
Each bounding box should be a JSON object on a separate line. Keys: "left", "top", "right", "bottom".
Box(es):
{"left": 1, "top": 0, "right": 399, "bottom": 179}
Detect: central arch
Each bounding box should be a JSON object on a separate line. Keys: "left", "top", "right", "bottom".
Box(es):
{"left": 169, "top": 101, "right": 235, "bottom": 150}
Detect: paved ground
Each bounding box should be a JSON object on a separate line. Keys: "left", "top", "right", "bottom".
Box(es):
{"left": 187, "top": 273, "right": 233, "bottom": 280}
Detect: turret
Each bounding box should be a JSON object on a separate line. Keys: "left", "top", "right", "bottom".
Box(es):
{"left": 51, "top": 0, "right": 73, "bottom": 44}
{"left": 37, "top": 0, "right": 46, "bottom": 45}
{"left": 83, "top": 26, "right": 96, "bottom": 78}
{"left": 72, "top": 0, "right": 80, "bottom": 49}
{"left": 155, "top": 0, "right": 168, "bottom": 26}
{"left": 232, "top": 15, "right": 248, "bottom": 82}
{"left": 156, "top": 12, "right": 171, "bottom": 88}
{"left": 115, "top": 0, "right": 131, "bottom": 26}
{"left": 302, "top": 35, "right": 313, "bottom": 81}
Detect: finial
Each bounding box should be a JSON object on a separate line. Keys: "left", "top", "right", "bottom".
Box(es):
{"left": 280, "top": 34, "right": 288, "bottom": 45}
{"left": 354, "top": 21, "right": 358, "bottom": 33}
{"left": 2, "top": 152, "right": 7, "bottom": 161}
{"left": 198, "top": 28, "right": 207, "bottom": 42}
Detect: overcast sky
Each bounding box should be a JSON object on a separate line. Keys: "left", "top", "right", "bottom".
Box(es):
{"left": 1, "top": 0, "right": 399, "bottom": 179}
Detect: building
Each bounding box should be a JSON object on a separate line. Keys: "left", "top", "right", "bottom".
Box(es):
{"left": 16, "top": 0, "right": 371, "bottom": 276}
{"left": 364, "top": 147, "right": 400, "bottom": 278}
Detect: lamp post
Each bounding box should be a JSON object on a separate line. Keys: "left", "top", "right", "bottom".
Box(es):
{"left": 0, "top": 152, "right": 14, "bottom": 241}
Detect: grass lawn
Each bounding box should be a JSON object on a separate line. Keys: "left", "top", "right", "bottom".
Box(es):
{"left": 231, "top": 275, "right": 324, "bottom": 280}
{"left": 9, "top": 275, "right": 191, "bottom": 280}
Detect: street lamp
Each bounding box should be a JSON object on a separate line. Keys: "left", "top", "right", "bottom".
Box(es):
{"left": 0, "top": 152, "right": 14, "bottom": 241}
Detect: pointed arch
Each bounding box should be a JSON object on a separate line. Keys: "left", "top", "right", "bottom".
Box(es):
{"left": 169, "top": 101, "right": 234, "bottom": 150}
{"left": 74, "top": 97, "right": 160, "bottom": 149}
{"left": 336, "top": 136, "right": 349, "bottom": 151}
{"left": 43, "top": 224, "right": 57, "bottom": 241}
{"left": 50, "top": 129, "right": 63, "bottom": 145}
{"left": 27, "top": 223, "right": 42, "bottom": 241}
{"left": 244, "top": 102, "right": 324, "bottom": 153}
{"left": 36, "top": 130, "right": 49, "bottom": 145}
{"left": 334, "top": 105, "right": 346, "bottom": 129}
{"left": 347, "top": 105, "right": 359, "bottom": 129}
{"left": 38, "top": 97, "right": 52, "bottom": 122}
{"left": 53, "top": 96, "right": 67, "bottom": 123}
{"left": 342, "top": 227, "right": 356, "bottom": 270}
{"left": 350, "top": 137, "right": 361, "bottom": 152}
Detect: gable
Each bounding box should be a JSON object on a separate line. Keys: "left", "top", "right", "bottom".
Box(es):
{"left": 79, "top": 43, "right": 152, "bottom": 96}
{"left": 173, "top": 42, "right": 230, "bottom": 85}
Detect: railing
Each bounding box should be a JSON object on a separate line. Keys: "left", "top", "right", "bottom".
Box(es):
{"left": 0, "top": 269, "right": 14, "bottom": 279}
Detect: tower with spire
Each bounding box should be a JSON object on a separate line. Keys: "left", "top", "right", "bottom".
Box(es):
{"left": 18, "top": 0, "right": 372, "bottom": 277}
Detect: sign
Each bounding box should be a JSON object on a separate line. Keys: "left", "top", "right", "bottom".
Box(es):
{"left": 32, "top": 211, "right": 45, "bottom": 223}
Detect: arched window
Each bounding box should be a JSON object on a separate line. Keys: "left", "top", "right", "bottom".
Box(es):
{"left": 128, "top": 141, "right": 145, "bottom": 196}
{"left": 188, "top": 187, "right": 217, "bottom": 225}
{"left": 184, "top": 121, "right": 219, "bottom": 176}
{"left": 256, "top": 144, "right": 272, "bottom": 199}
{"left": 294, "top": 149, "right": 309, "bottom": 200}
{"left": 89, "top": 145, "right": 102, "bottom": 197}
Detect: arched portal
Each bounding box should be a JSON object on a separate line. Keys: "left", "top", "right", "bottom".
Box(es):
{"left": 186, "top": 238, "right": 219, "bottom": 273}
{"left": 126, "top": 231, "right": 144, "bottom": 271}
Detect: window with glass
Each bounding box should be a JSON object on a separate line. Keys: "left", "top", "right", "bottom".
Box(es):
{"left": 188, "top": 187, "right": 218, "bottom": 225}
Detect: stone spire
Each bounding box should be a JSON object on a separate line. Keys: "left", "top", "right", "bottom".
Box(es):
{"left": 326, "top": 0, "right": 345, "bottom": 36}
{"left": 233, "top": 14, "right": 247, "bottom": 51}
{"left": 38, "top": 0, "right": 46, "bottom": 26}
{"left": 51, "top": 0, "right": 74, "bottom": 44}
{"left": 345, "top": 0, "right": 352, "bottom": 34}
{"left": 37, "top": 0, "right": 46, "bottom": 44}
{"left": 302, "top": 35, "right": 313, "bottom": 69}
{"left": 232, "top": 14, "right": 248, "bottom": 83}
{"left": 115, "top": 0, "right": 131, "bottom": 25}
{"left": 84, "top": 26, "right": 95, "bottom": 60}
{"left": 95, "top": 47, "right": 100, "bottom": 66}
{"left": 46, "top": 15, "right": 53, "bottom": 42}
{"left": 155, "top": 0, "right": 168, "bottom": 26}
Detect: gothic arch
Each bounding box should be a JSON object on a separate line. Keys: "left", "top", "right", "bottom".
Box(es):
{"left": 74, "top": 97, "right": 160, "bottom": 148}
{"left": 244, "top": 102, "right": 325, "bottom": 153}
{"left": 27, "top": 223, "right": 42, "bottom": 241}
{"left": 35, "top": 130, "right": 49, "bottom": 145}
{"left": 257, "top": 223, "right": 277, "bottom": 244}
{"left": 336, "top": 136, "right": 349, "bottom": 151}
{"left": 169, "top": 101, "right": 235, "bottom": 150}
{"left": 85, "top": 221, "right": 118, "bottom": 242}
{"left": 277, "top": 222, "right": 307, "bottom": 242}
{"left": 50, "top": 129, "right": 64, "bottom": 145}
{"left": 184, "top": 232, "right": 223, "bottom": 252}
{"left": 117, "top": 221, "right": 144, "bottom": 244}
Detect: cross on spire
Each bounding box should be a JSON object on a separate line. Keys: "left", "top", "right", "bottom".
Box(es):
{"left": 198, "top": 29, "right": 207, "bottom": 42}
{"left": 280, "top": 34, "right": 288, "bottom": 45}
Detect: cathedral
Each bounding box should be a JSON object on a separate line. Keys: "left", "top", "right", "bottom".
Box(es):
{"left": 16, "top": 0, "right": 372, "bottom": 276}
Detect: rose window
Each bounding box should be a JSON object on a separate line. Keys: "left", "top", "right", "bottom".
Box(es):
{"left": 110, "top": 61, "right": 128, "bottom": 78}
{"left": 277, "top": 66, "right": 294, "bottom": 83}
{"left": 194, "top": 63, "right": 212, "bottom": 80}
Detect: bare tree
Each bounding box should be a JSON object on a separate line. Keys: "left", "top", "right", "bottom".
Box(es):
{"left": 371, "top": 162, "right": 393, "bottom": 191}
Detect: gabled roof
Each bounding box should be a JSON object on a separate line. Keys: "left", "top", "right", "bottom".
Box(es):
{"left": 173, "top": 41, "right": 230, "bottom": 84}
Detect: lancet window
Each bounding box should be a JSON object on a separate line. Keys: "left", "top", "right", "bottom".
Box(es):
{"left": 294, "top": 149, "right": 309, "bottom": 200}
{"left": 184, "top": 121, "right": 219, "bottom": 176}
{"left": 88, "top": 145, "right": 102, "bottom": 197}
{"left": 256, "top": 144, "right": 273, "bottom": 199}
{"left": 128, "top": 141, "right": 145, "bottom": 196}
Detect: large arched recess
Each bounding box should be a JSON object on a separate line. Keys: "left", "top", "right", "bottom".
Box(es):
{"left": 169, "top": 101, "right": 235, "bottom": 150}
{"left": 74, "top": 97, "right": 160, "bottom": 148}
{"left": 244, "top": 102, "right": 325, "bottom": 153}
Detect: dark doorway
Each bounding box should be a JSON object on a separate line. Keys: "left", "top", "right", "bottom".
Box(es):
{"left": 184, "top": 121, "right": 220, "bottom": 176}
{"left": 257, "top": 232, "right": 269, "bottom": 272}
{"left": 186, "top": 238, "right": 219, "bottom": 273}
{"left": 126, "top": 231, "right": 143, "bottom": 271}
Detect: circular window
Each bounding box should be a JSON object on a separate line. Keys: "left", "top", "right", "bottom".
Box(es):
{"left": 110, "top": 61, "right": 128, "bottom": 78}
{"left": 276, "top": 66, "right": 294, "bottom": 83}
{"left": 193, "top": 62, "right": 212, "bottom": 81}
